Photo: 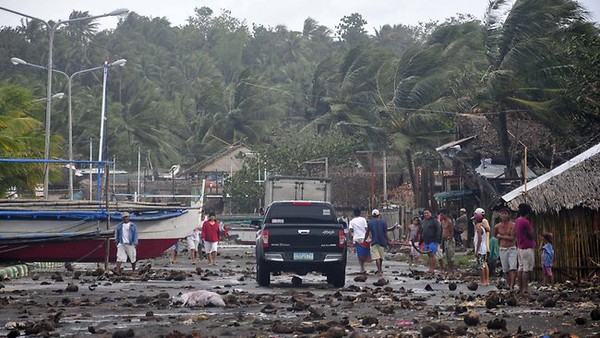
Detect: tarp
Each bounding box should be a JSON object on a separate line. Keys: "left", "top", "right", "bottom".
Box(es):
{"left": 434, "top": 189, "right": 477, "bottom": 202}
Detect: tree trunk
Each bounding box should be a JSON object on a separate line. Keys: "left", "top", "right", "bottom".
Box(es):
{"left": 498, "top": 110, "right": 516, "bottom": 178}
{"left": 405, "top": 148, "right": 418, "bottom": 207}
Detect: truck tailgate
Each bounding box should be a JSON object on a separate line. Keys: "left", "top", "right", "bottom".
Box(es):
{"left": 265, "top": 224, "right": 342, "bottom": 251}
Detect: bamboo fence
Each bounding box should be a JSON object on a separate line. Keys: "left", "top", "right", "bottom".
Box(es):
{"left": 532, "top": 207, "right": 600, "bottom": 282}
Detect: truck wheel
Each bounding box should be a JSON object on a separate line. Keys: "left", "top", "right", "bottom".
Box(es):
{"left": 328, "top": 266, "right": 345, "bottom": 287}
{"left": 257, "top": 260, "right": 270, "bottom": 287}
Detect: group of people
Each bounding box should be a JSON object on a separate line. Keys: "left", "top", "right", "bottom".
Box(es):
{"left": 113, "top": 210, "right": 222, "bottom": 274}
{"left": 348, "top": 203, "right": 554, "bottom": 295}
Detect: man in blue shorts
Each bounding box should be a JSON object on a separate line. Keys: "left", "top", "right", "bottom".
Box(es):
{"left": 419, "top": 208, "right": 442, "bottom": 273}
{"left": 365, "top": 209, "right": 390, "bottom": 276}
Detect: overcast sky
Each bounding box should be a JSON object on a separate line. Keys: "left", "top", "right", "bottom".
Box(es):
{"left": 0, "top": 0, "right": 598, "bottom": 34}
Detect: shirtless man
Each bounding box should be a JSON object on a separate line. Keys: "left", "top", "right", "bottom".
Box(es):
{"left": 494, "top": 207, "right": 517, "bottom": 290}
{"left": 439, "top": 209, "right": 455, "bottom": 275}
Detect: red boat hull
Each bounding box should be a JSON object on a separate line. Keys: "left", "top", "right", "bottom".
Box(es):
{"left": 0, "top": 238, "right": 177, "bottom": 262}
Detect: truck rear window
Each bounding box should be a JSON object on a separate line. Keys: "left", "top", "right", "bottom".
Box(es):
{"left": 265, "top": 204, "right": 337, "bottom": 224}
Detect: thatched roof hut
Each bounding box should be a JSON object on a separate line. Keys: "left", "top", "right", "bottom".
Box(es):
{"left": 500, "top": 142, "right": 600, "bottom": 282}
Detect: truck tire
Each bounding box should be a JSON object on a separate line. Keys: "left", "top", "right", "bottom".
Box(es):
{"left": 327, "top": 265, "right": 345, "bottom": 287}
{"left": 256, "top": 259, "right": 270, "bottom": 287}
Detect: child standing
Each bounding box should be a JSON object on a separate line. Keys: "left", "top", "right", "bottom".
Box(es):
{"left": 406, "top": 216, "right": 421, "bottom": 266}
{"left": 541, "top": 232, "right": 554, "bottom": 286}
{"left": 474, "top": 213, "right": 489, "bottom": 286}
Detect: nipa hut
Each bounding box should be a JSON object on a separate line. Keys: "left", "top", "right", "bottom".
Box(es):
{"left": 501, "top": 142, "right": 600, "bottom": 282}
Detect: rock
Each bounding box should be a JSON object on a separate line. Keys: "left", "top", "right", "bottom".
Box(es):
{"left": 111, "top": 328, "right": 135, "bottom": 338}
{"left": 455, "top": 325, "right": 468, "bottom": 336}
{"left": 348, "top": 330, "right": 369, "bottom": 338}
{"left": 272, "top": 322, "right": 295, "bottom": 334}
{"left": 51, "top": 273, "right": 64, "bottom": 282}
{"left": 135, "top": 295, "right": 153, "bottom": 304}
{"left": 448, "top": 282, "right": 457, "bottom": 291}
{"left": 65, "top": 283, "right": 78, "bottom": 292}
{"left": 466, "top": 281, "right": 478, "bottom": 291}
{"left": 454, "top": 306, "right": 468, "bottom": 314}
{"left": 7, "top": 330, "right": 20, "bottom": 338}
{"left": 291, "top": 276, "right": 302, "bottom": 286}
{"left": 487, "top": 318, "right": 507, "bottom": 330}
{"left": 375, "top": 304, "right": 394, "bottom": 314}
{"left": 308, "top": 306, "right": 325, "bottom": 318}
{"left": 297, "top": 323, "right": 316, "bottom": 334}
{"left": 419, "top": 323, "right": 451, "bottom": 337}
{"left": 424, "top": 284, "right": 434, "bottom": 291}
{"left": 353, "top": 275, "right": 367, "bottom": 282}
{"left": 169, "top": 271, "right": 186, "bottom": 281}
{"left": 464, "top": 311, "right": 480, "bottom": 326}
{"left": 373, "top": 278, "right": 388, "bottom": 287}
{"left": 506, "top": 296, "right": 518, "bottom": 307}
{"left": 542, "top": 298, "right": 556, "bottom": 308}
{"left": 485, "top": 293, "right": 500, "bottom": 309}
{"left": 91, "top": 268, "right": 104, "bottom": 276}
{"left": 261, "top": 304, "right": 277, "bottom": 314}
{"left": 361, "top": 316, "right": 379, "bottom": 326}
{"left": 319, "top": 326, "right": 345, "bottom": 338}
{"left": 591, "top": 307, "right": 600, "bottom": 321}
{"left": 575, "top": 317, "right": 587, "bottom": 325}
{"left": 421, "top": 325, "right": 437, "bottom": 337}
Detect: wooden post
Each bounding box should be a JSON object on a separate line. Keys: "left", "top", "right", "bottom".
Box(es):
{"left": 104, "top": 165, "right": 111, "bottom": 270}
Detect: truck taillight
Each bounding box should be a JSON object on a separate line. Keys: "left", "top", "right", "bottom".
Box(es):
{"left": 338, "top": 230, "right": 345, "bottom": 248}
{"left": 262, "top": 230, "right": 270, "bottom": 248}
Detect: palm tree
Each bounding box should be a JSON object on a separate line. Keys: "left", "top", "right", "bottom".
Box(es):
{"left": 479, "top": 0, "right": 594, "bottom": 175}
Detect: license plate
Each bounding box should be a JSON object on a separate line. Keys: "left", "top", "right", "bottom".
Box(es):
{"left": 293, "top": 252, "right": 314, "bottom": 260}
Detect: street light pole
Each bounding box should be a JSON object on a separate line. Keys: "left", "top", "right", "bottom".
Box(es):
{"left": 1, "top": 6, "right": 129, "bottom": 199}
{"left": 96, "top": 59, "right": 127, "bottom": 201}
{"left": 11, "top": 57, "right": 126, "bottom": 200}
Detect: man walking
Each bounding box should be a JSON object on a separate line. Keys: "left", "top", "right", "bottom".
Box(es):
{"left": 515, "top": 203, "right": 536, "bottom": 295}
{"left": 349, "top": 208, "right": 370, "bottom": 274}
{"left": 439, "top": 209, "right": 455, "bottom": 275}
{"left": 115, "top": 212, "right": 138, "bottom": 273}
{"left": 201, "top": 211, "right": 221, "bottom": 266}
{"left": 419, "top": 208, "right": 442, "bottom": 274}
{"left": 365, "top": 209, "right": 390, "bottom": 276}
{"left": 494, "top": 207, "right": 517, "bottom": 290}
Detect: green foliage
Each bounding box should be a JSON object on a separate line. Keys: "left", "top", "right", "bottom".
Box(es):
{"left": 0, "top": 83, "right": 46, "bottom": 194}
{"left": 335, "top": 13, "right": 368, "bottom": 45}
{"left": 1, "top": 2, "right": 598, "bottom": 182}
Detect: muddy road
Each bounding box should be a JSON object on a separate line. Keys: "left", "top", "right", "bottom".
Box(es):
{"left": 0, "top": 245, "right": 598, "bottom": 337}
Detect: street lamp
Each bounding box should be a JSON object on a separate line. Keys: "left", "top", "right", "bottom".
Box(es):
{"left": 1, "top": 6, "right": 129, "bottom": 199}
{"left": 96, "top": 59, "right": 127, "bottom": 201}
{"left": 11, "top": 57, "right": 127, "bottom": 200}
{"left": 32, "top": 92, "right": 65, "bottom": 102}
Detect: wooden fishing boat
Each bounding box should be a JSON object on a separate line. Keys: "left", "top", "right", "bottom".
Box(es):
{"left": 0, "top": 199, "right": 202, "bottom": 262}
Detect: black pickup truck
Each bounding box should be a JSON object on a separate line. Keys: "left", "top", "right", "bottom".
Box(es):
{"left": 255, "top": 201, "right": 347, "bottom": 287}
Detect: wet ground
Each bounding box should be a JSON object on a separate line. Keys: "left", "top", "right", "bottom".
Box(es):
{"left": 0, "top": 245, "right": 599, "bottom": 337}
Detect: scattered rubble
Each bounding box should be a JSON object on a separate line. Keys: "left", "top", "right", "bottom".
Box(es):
{"left": 0, "top": 247, "right": 598, "bottom": 337}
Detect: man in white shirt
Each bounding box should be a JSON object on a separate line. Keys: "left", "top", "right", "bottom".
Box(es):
{"left": 115, "top": 212, "right": 138, "bottom": 273}
{"left": 348, "top": 208, "right": 370, "bottom": 274}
